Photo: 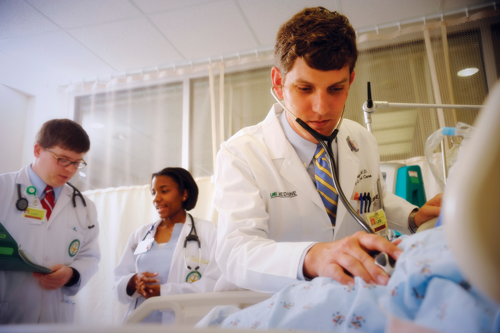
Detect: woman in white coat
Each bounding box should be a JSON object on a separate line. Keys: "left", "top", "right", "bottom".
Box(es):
{"left": 113, "top": 167, "right": 221, "bottom": 324}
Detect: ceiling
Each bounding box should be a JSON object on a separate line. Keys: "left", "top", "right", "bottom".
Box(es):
{"left": 0, "top": 0, "right": 493, "bottom": 95}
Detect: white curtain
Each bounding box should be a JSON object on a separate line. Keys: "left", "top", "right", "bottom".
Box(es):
{"left": 73, "top": 185, "right": 156, "bottom": 325}
{"left": 73, "top": 177, "right": 217, "bottom": 325}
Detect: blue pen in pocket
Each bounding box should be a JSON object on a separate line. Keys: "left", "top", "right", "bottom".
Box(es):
{"left": 359, "top": 193, "right": 364, "bottom": 215}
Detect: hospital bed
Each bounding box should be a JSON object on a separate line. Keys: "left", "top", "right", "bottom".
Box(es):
{"left": 124, "top": 290, "right": 271, "bottom": 326}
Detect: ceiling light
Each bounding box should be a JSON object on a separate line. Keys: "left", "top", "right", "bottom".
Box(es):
{"left": 90, "top": 123, "right": 104, "bottom": 129}
{"left": 79, "top": 172, "right": 86, "bottom": 178}
{"left": 457, "top": 68, "right": 479, "bottom": 77}
{"left": 117, "top": 134, "right": 127, "bottom": 140}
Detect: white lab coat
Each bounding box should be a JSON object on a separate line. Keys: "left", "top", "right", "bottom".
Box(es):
{"left": 113, "top": 216, "right": 225, "bottom": 322}
{"left": 214, "top": 104, "right": 417, "bottom": 293}
{"left": 0, "top": 165, "right": 100, "bottom": 324}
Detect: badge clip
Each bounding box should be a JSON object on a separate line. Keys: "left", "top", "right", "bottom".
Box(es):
{"left": 346, "top": 136, "right": 359, "bottom": 152}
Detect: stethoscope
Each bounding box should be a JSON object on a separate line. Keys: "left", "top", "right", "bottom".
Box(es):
{"left": 15, "top": 181, "right": 95, "bottom": 229}
{"left": 141, "top": 213, "right": 201, "bottom": 272}
{"left": 271, "top": 86, "right": 374, "bottom": 234}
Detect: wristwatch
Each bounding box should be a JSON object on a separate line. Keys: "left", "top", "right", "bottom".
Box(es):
{"left": 408, "top": 208, "right": 419, "bottom": 234}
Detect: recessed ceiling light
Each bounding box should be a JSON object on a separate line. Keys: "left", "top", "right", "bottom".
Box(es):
{"left": 457, "top": 68, "right": 479, "bottom": 77}
{"left": 79, "top": 172, "right": 86, "bottom": 178}
{"left": 90, "top": 123, "right": 104, "bottom": 129}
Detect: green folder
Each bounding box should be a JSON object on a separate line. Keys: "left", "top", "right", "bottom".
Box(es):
{"left": 0, "top": 222, "right": 52, "bottom": 274}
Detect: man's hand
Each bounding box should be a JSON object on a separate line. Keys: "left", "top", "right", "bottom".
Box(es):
{"left": 414, "top": 193, "right": 443, "bottom": 227}
{"left": 303, "top": 231, "right": 402, "bottom": 286}
{"left": 126, "top": 271, "right": 159, "bottom": 296}
{"left": 33, "top": 264, "right": 74, "bottom": 290}
{"left": 137, "top": 281, "right": 160, "bottom": 299}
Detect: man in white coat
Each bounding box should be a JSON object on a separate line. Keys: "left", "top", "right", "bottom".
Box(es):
{"left": 0, "top": 119, "right": 100, "bottom": 324}
{"left": 214, "top": 7, "right": 442, "bottom": 294}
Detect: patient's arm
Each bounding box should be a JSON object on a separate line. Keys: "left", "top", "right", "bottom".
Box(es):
{"left": 414, "top": 193, "right": 443, "bottom": 227}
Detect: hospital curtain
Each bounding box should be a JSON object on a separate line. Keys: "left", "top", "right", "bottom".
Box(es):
{"left": 189, "top": 66, "right": 274, "bottom": 178}
{"left": 73, "top": 185, "right": 157, "bottom": 325}
{"left": 492, "top": 22, "right": 500, "bottom": 77}
{"left": 73, "top": 82, "right": 184, "bottom": 192}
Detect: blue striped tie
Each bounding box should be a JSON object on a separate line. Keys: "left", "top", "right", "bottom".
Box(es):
{"left": 314, "top": 144, "right": 338, "bottom": 226}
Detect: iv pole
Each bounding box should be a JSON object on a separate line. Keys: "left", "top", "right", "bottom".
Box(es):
{"left": 362, "top": 82, "right": 482, "bottom": 185}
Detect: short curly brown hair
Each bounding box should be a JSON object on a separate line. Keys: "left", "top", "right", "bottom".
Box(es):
{"left": 275, "top": 7, "right": 357, "bottom": 76}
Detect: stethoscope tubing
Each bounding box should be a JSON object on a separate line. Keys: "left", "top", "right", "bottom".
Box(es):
{"left": 15, "top": 175, "right": 94, "bottom": 229}
{"left": 142, "top": 213, "right": 202, "bottom": 271}
{"left": 313, "top": 128, "right": 373, "bottom": 234}
{"left": 271, "top": 87, "right": 374, "bottom": 234}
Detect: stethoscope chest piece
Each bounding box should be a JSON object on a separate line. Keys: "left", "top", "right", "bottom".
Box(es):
{"left": 15, "top": 184, "right": 29, "bottom": 211}
{"left": 16, "top": 198, "right": 29, "bottom": 211}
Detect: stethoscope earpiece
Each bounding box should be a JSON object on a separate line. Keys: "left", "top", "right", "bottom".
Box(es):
{"left": 66, "top": 182, "right": 94, "bottom": 229}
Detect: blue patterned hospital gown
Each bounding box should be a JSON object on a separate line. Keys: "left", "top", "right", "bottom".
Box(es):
{"left": 201, "top": 227, "right": 500, "bottom": 332}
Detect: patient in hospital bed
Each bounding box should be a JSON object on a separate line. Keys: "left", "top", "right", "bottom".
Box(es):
{"left": 198, "top": 226, "right": 500, "bottom": 332}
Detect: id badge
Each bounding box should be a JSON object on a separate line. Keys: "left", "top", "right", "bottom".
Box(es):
{"left": 22, "top": 206, "right": 47, "bottom": 224}
{"left": 134, "top": 238, "right": 154, "bottom": 255}
{"left": 365, "top": 209, "right": 389, "bottom": 237}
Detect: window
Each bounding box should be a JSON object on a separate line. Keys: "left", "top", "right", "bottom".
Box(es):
{"left": 189, "top": 66, "right": 274, "bottom": 178}
{"left": 73, "top": 83, "right": 183, "bottom": 191}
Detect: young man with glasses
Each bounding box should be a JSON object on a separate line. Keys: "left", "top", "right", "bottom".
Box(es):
{"left": 0, "top": 119, "right": 100, "bottom": 324}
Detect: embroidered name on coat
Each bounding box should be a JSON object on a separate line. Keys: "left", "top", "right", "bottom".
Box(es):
{"left": 270, "top": 191, "right": 297, "bottom": 199}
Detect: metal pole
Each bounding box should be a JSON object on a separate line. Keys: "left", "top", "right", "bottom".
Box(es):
{"left": 372, "top": 101, "right": 482, "bottom": 110}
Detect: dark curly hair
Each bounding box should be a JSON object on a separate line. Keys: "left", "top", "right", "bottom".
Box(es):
{"left": 151, "top": 167, "right": 199, "bottom": 211}
{"left": 275, "top": 7, "right": 358, "bottom": 76}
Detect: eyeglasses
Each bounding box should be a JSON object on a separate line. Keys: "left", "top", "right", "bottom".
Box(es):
{"left": 46, "top": 148, "right": 87, "bottom": 169}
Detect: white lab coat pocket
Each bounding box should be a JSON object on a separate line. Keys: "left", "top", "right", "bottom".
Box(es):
{"left": 59, "top": 299, "right": 76, "bottom": 323}
{"left": 0, "top": 302, "right": 9, "bottom": 324}
{"left": 184, "top": 256, "right": 208, "bottom": 283}
{"left": 352, "top": 184, "right": 375, "bottom": 214}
